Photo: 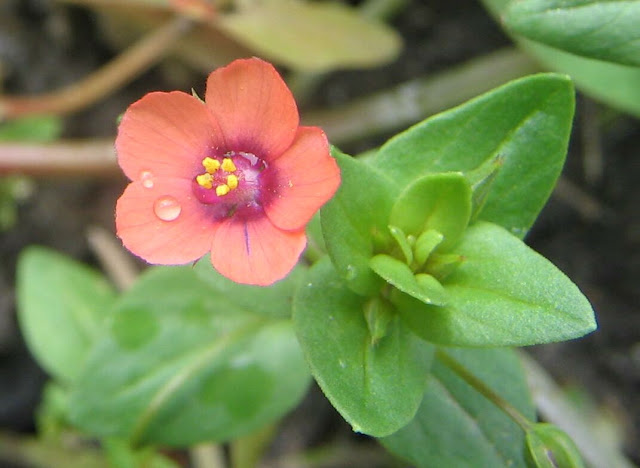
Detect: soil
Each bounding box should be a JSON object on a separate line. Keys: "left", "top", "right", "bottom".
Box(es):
{"left": 1, "top": 0, "right": 639, "bottom": 466}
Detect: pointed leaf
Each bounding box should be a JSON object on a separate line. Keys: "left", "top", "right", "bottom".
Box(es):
{"left": 395, "top": 222, "right": 596, "bottom": 346}
{"left": 390, "top": 172, "right": 472, "bottom": 250}
{"left": 482, "top": 0, "right": 640, "bottom": 117}
{"left": 370, "top": 255, "right": 448, "bottom": 306}
{"left": 69, "top": 267, "right": 310, "bottom": 446}
{"left": 504, "top": 0, "right": 640, "bottom": 67}
{"left": 16, "top": 246, "right": 115, "bottom": 382}
{"left": 293, "top": 258, "right": 434, "bottom": 436}
{"left": 375, "top": 73, "right": 574, "bottom": 238}
{"left": 321, "top": 149, "right": 396, "bottom": 295}
{"left": 380, "top": 347, "right": 534, "bottom": 468}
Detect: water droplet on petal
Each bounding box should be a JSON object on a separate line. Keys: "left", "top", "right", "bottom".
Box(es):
{"left": 140, "top": 171, "right": 154, "bottom": 189}
{"left": 153, "top": 196, "right": 181, "bottom": 221}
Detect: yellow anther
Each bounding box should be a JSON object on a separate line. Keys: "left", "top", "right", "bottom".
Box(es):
{"left": 202, "top": 157, "right": 220, "bottom": 173}
{"left": 216, "top": 184, "right": 230, "bottom": 196}
{"left": 196, "top": 173, "right": 213, "bottom": 189}
{"left": 227, "top": 174, "right": 239, "bottom": 190}
{"left": 221, "top": 158, "right": 236, "bottom": 172}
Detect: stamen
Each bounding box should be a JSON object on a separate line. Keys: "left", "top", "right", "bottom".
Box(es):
{"left": 227, "top": 174, "right": 239, "bottom": 189}
{"left": 203, "top": 157, "right": 220, "bottom": 173}
{"left": 221, "top": 158, "right": 237, "bottom": 172}
{"left": 216, "top": 184, "right": 230, "bottom": 196}
{"left": 196, "top": 173, "right": 213, "bottom": 189}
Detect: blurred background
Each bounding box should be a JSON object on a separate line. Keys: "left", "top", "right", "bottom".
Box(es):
{"left": 0, "top": 0, "right": 638, "bottom": 466}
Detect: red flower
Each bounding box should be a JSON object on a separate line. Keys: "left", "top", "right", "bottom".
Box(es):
{"left": 115, "top": 58, "right": 340, "bottom": 285}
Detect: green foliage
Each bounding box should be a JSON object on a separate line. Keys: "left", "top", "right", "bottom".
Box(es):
{"left": 394, "top": 222, "right": 596, "bottom": 346}
{"left": 374, "top": 73, "right": 574, "bottom": 238}
{"left": 293, "top": 258, "right": 434, "bottom": 437}
{"left": 321, "top": 149, "right": 395, "bottom": 295}
{"left": 0, "top": 116, "right": 63, "bottom": 230}
{"left": 389, "top": 172, "right": 472, "bottom": 250}
{"left": 0, "top": 116, "right": 62, "bottom": 142}
{"left": 525, "top": 423, "right": 586, "bottom": 468}
{"left": 483, "top": 0, "right": 640, "bottom": 117}
{"left": 194, "top": 255, "right": 306, "bottom": 319}
{"left": 504, "top": 0, "right": 640, "bottom": 67}
{"left": 16, "top": 247, "right": 116, "bottom": 382}
{"left": 380, "top": 348, "right": 535, "bottom": 468}
{"left": 370, "top": 255, "right": 447, "bottom": 305}
{"left": 218, "top": 0, "right": 401, "bottom": 72}
{"left": 68, "top": 267, "right": 310, "bottom": 445}
{"left": 103, "top": 439, "right": 180, "bottom": 468}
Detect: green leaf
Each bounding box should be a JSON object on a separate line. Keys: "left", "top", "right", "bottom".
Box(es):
{"left": 194, "top": 255, "right": 305, "bottom": 319}
{"left": 395, "top": 222, "right": 596, "bottom": 346}
{"left": 482, "top": 0, "right": 640, "bottom": 117}
{"left": 504, "top": 0, "right": 640, "bottom": 67}
{"left": 389, "top": 172, "right": 472, "bottom": 250}
{"left": 370, "top": 255, "right": 448, "bottom": 306}
{"left": 16, "top": 246, "right": 116, "bottom": 382}
{"left": 321, "top": 149, "right": 396, "bottom": 295}
{"left": 0, "top": 115, "right": 62, "bottom": 142}
{"left": 414, "top": 229, "right": 444, "bottom": 268}
{"left": 375, "top": 73, "right": 574, "bottom": 238}
{"left": 68, "top": 267, "right": 310, "bottom": 446}
{"left": 218, "top": 0, "right": 401, "bottom": 72}
{"left": 293, "top": 258, "right": 434, "bottom": 437}
{"left": 525, "top": 423, "right": 586, "bottom": 468}
{"left": 380, "top": 348, "right": 535, "bottom": 468}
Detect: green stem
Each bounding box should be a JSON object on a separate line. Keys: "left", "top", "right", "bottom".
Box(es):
{"left": 436, "top": 349, "right": 534, "bottom": 432}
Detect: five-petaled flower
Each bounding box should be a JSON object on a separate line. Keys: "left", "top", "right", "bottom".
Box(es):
{"left": 115, "top": 58, "right": 340, "bottom": 285}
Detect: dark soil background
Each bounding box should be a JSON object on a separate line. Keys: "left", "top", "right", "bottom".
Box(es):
{"left": 1, "top": 0, "right": 639, "bottom": 466}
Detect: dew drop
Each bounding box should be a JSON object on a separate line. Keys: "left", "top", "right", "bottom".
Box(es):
{"left": 153, "top": 196, "right": 181, "bottom": 221}
{"left": 140, "top": 171, "right": 154, "bottom": 189}
{"left": 338, "top": 359, "right": 347, "bottom": 369}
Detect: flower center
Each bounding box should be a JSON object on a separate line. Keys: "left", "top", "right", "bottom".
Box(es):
{"left": 191, "top": 151, "right": 268, "bottom": 217}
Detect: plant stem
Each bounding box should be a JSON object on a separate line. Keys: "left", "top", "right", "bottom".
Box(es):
{"left": 0, "top": 139, "right": 117, "bottom": 176}
{"left": 518, "top": 351, "right": 636, "bottom": 468}
{"left": 435, "top": 349, "right": 534, "bottom": 431}
{"left": 303, "top": 48, "right": 540, "bottom": 145}
{"left": 60, "top": 0, "right": 216, "bottom": 20}
{"left": 0, "top": 17, "right": 193, "bottom": 120}
{"left": 190, "top": 443, "right": 227, "bottom": 468}
{"left": 86, "top": 225, "right": 139, "bottom": 291}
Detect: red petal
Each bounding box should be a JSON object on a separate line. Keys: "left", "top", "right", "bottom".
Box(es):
{"left": 116, "top": 177, "right": 218, "bottom": 264}
{"left": 211, "top": 215, "right": 306, "bottom": 286}
{"left": 205, "top": 58, "right": 299, "bottom": 161}
{"left": 264, "top": 127, "right": 341, "bottom": 231}
{"left": 116, "top": 91, "right": 223, "bottom": 181}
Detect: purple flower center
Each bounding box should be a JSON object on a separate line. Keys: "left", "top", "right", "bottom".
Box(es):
{"left": 191, "top": 151, "right": 272, "bottom": 219}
